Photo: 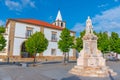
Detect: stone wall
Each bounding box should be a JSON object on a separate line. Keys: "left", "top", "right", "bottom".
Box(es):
{"left": 0, "top": 55, "right": 76, "bottom": 62}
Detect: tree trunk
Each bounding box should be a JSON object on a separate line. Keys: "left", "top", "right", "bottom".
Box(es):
{"left": 63, "top": 52, "right": 66, "bottom": 64}
{"left": 65, "top": 52, "right": 68, "bottom": 64}
{"left": 67, "top": 52, "right": 69, "bottom": 63}
{"left": 65, "top": 52, "right": 69, "bottom": 64}
{"left": 33, "top": 53, "right": 37, "bottom": 65}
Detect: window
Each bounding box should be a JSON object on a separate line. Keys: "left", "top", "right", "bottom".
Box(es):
{"left": 26, "top": 27, "right": 33, "bottom": 38}
{"left": 51, "top": 31, "right": 57, "bottom": 41}
{"left": 51, "top": 49, "right": 56, "bottom": 56}
{"left": 26, "top": 30, "right": 32, "bottom": 38}
{"left": 61, "top": 22, "right": 63, "bottom": 27}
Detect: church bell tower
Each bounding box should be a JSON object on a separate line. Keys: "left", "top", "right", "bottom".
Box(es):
{"left": 52, "top": 10, "right": 66, "bottom": 28}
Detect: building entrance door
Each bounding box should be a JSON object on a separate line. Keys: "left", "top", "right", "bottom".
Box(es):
{"left": 21, "top": 42, "right": 33, "bottom": 58}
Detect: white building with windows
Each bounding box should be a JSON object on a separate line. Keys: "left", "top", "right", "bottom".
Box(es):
{"left": 0, "top": 10, "right": 76, "bottom": 61}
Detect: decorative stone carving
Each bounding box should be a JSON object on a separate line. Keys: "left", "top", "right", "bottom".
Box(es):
{"left": 69, "top": 16, "right": 117, "bottom": 77}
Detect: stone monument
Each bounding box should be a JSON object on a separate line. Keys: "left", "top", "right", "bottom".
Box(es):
{"left": 69, "top": 16, "right": 117, "bottom": 77}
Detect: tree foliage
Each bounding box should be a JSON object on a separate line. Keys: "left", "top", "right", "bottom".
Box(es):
{"left": 75, "top": 30, "right": 120, "bottom": 54}
{"left": 25, "top": 32, "right": 48, "bottom": 63}
{"left": 58, "top": 28, "right": 74, "bottom": 63}
{"left": 97, "top": 32, "right": 109, "bottom": 53}
{"left": 116, "top": 38, "right": 120, "bottom": 53}
{"left": 58, "top": 28, "right": 74, "bottom": 52}
{"left": 110, "top": 32, "right": 120, "bottom": 53}
{"left": 0, "top": 34, "right": 6, "bottom": 51}
{"left": 74, "top": 30, "right": 85, "bottom": 52}
{"left": 0, "top": 26, "right": 5, "bottom": 34}
{"left": 0, "top": 26, "right": 6, "bottom": 51}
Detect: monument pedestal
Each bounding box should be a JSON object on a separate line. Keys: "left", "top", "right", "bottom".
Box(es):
{"left": 69, "top": 65, "right": 117, "bottom": 77}
{"left": 70, "top": 53, "right": 117, "bottom": 77}
{"left": 69, "top": 16, "right": 117, "bottom": 77}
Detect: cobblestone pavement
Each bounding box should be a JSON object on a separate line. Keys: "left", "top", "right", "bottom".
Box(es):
{"left": 0, "top": 61, "right": 120, "bottom": 80}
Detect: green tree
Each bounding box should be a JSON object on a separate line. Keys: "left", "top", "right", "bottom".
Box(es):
{"left": 115, "top": 38, "right": 120, "bottom": 54}
{"left": 0, "top": 34, "right": 6, "bottom": 51}
{"left": 58, "top": 28, "right": 74, "bottom": 63}
{"left": 75, "top": 30, "right": 111, "bottom": 54}
{"left": 0, "top": 26, "right": 5, "bottom": 34}
{"left": 110, "top": 32, "right": 120, "bottom": 53}
{"left": 75, "top": 30, "right": 120, "bottom": 54}
{"left": 0, "top": 26, "right": 6, "bottom": 51}
{"left": 25, "top": 32, "right": 48, "bottom": 64}
{"left": 75, "top": 37, "right": 82, "bottom": 52}
{"left": 97, "top": 32, "right": 109, "bottom": 53}
{"left": 74, "top": 30, "right": 85, "bottom": 52}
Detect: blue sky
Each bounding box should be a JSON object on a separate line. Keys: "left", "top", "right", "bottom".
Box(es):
{"left": 0, "top": 0, "right": 120, "bottom": 36}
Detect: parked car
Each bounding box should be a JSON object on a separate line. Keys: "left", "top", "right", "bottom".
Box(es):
{"left": 109, "top": 57, "right": 119, "bottom": 61}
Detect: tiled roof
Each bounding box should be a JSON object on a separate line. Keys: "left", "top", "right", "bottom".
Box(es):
{"left": 7, "top": 19, "right": 75, "bottom": 33}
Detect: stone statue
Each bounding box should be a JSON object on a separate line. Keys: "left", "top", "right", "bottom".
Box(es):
{"left": 69, "top": 16, "right": 117, "bottom": 77}
{"left": 86, "top": 16, "right": 93, "bottom": 34}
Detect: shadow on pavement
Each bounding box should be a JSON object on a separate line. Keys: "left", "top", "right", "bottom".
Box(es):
{"left": 61, "top": 76, "right": 81, "bottom": 80}
{"left": 108, "top": 71, "right": 115, "bottom": 80}
{"left": 0, "top": 61, "right": 77, "bottom": 67}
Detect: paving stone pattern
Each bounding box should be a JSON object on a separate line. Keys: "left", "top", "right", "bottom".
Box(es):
{"left": 0, "top": 61, "right": 120, "bottom": 80}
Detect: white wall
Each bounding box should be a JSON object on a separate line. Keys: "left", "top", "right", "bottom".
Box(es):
{"left": 12, "top": 22, "right": 74, "bottom": 57}
{"left": 15, "top": 22, "right": 40, "bottom": 38}
{"left": 6, "top": 23, "right": 10, "bottom": 53}
{"left": 43, "top": 27, "right": 74, "bottom": 56}
{"left": 118, "top": 54, "right": 120, "bottom": 59}
{"left": 13, "top": 22, "right": 40, "bottom": 56}
{"left": 13, "top": 38, "right": 26, "bottom": 55}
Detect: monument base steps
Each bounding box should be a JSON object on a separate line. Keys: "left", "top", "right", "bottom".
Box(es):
{"left": 69, "top": 66, "right": 117, "bottom": 77}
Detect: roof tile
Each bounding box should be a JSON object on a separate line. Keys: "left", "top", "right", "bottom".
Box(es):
{"left": 7, "top": 19, "right": 75, "bottom": 33}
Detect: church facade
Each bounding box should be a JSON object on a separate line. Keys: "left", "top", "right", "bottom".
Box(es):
{"left": 0, "top": 10, "right": 76, "bottom": 62}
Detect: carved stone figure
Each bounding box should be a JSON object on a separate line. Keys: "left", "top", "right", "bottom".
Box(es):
{"left": 86, "top": 16, "right": 93, "bottom": 34}
{"left": 69, "top": 16, "right": 117, "bottom": 77}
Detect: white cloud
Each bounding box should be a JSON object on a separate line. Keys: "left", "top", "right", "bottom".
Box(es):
{"left": 5, "top": 0, "right": 21, "bottom": 11}
{"left": 0, "top": 20, "right": 5, "bottom": 26}
{"left": 49, "top": 16, "right": 53, "bottom": 19}
{"left": 72, "top": 5, "right": 120, "bottom": 35}
{"left": 71, "top": 23, "right": 85, "bottom": 33}
{"left": 21, "top": 0, "right": 36, "bottom": 8}
{"left": 98, "top": 4, "right": 108, "bottom": 8}
{"left": 5, "top": 0, "right": 36, "bottom": 11}
{"left": 92, "top": 6, "right": 120, "bottom": 33}
{"left": 48, "top": 16, "right": 54, "bottom": 22}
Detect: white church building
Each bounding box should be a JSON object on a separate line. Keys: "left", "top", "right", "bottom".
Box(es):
{"left": 0, "top": 10, "right": 76, "bottom": 62}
